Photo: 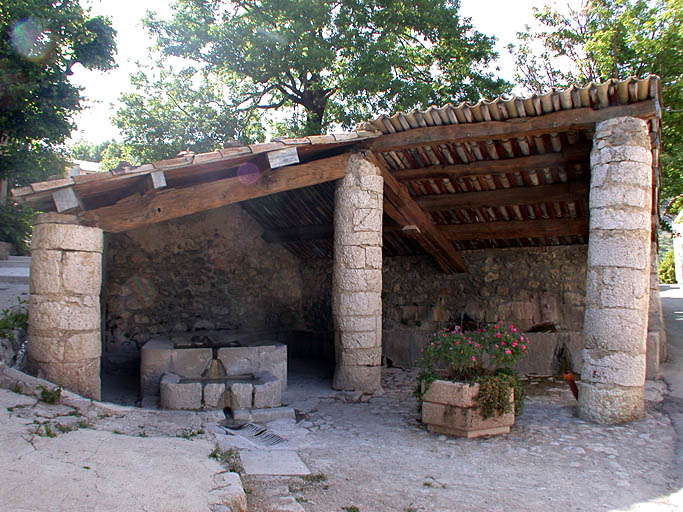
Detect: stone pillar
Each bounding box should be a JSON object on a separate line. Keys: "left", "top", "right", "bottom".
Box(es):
{"left": 579, "top": 116, "right": 653, "bottom": 424}
{"left": 332, "top": 152, "right": 383, "bottom": 392}
{"left": 647, "top": 240, "right": 667, "bottom": 378}
{"left": 27, "top": 213, "right": 104, "bottom": 399}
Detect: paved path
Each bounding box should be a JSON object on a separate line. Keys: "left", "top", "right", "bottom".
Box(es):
{"left": 0, "top": 256, "right": 29, "bottom": 311}
{"left": 659, "top": 284, "right": 683, "bottom": 483}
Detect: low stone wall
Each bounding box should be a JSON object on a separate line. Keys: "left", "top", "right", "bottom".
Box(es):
{"left": 382, "top": 245, "right": 587, "bottom": 374}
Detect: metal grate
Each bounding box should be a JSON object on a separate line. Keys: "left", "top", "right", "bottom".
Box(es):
{"left": 222, "top": 423, "right": 288, "bottom": 447}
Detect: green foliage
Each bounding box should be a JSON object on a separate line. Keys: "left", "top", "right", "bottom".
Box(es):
{"left": 659, "top": 248, "right": 677, "bottom": 283}
{"left": 509, "top": 0, "right": 683, "bottom": 210}
{"left": 69, "top": 139, "right": 114, "bottom": 163}
{"left": 477, "top": 369, "right": 525, "bottom": 419}
{"left": 0, "top": 297, "right": 28, "bottom": 339}
{"left": 112, "top": 64, "right": 267, "bottom": 165}
{"left": 209, "top": 445, "right": 243, "bottom": 473}
{"left": 0, "top": 0, "right": 117, "bottom": 186}
{"left": 0, "top": 200, "right": 33, "bottom": 255}
{"left": 131, "top": 0, "right": 509, "bottom": 141}
{"left": 38, "top": 385, "right": 62, "bottom": 405}
{"left": 415, "top": 324, "right": 528, "bottom": 417}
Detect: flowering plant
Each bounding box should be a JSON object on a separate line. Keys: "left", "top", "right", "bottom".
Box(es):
{"left": 416, "top": 323, "right": 529, "bottom": 418}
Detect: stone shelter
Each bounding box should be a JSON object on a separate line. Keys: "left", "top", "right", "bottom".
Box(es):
{"left": 13, "top": 76, "right": 665, "bottom": 424}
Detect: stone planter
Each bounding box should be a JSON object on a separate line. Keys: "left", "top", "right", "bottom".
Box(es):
{"left": 421, "top": 379, "right": 514, "bottom": 438}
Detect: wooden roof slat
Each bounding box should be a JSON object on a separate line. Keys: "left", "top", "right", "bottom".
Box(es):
{"left": 416, "top": 180, "right": 589, "bottom": 212}
{"left": 391, "top": 143, "right": 590, "bottom": 181}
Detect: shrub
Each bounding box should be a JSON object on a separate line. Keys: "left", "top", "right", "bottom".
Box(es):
{"left": 0, "top": 201, "right": 34, "bottom": 255}
{"left": 659, "top": 248, "right": 676, "bottom": 284}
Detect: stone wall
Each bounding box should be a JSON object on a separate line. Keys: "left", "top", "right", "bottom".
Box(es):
{"left": 382, "top": 245, "right": 587, "bottom": 374}
{"left": 103, "top": 204, "right": 313, "bottom": 367}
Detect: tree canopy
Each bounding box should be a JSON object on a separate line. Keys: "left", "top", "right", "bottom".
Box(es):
{"left": 509, "top": 0, "right": 683, "bottom": 211}
{"left": 0, "top": 0, "right": 116, "bottom": 187}
{"left": 113, "top": 0, "right": 509, "bottom": 159}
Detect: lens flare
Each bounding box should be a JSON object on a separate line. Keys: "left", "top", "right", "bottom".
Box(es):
{"left": 10, "top": 19, "right": 52, "bottom": 61}
{"left": 237, "top": 162, "right": 260, "bottom": 185}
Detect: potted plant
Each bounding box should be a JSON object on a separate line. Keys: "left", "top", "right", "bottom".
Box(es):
{"left": 415, "top": 324, "right": 529, "bottom": 438}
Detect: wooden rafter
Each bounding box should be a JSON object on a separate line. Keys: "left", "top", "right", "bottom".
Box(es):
{"left": 391, "top": 143, "right": 591, "bottom": 181}
{"left": 79, "top": 153, "right": 351, "bottom": 233}
{"left": 438, "top": 217, "right": 589, "bottom": 241}
{"left": 368, "top": 99, "right": 659, "bottom": 152}
{"left": 369, "top": 153, "right": 467, "bottom": 273}
{"left": 416, "top": 180, "right": 589, "bottom": 211}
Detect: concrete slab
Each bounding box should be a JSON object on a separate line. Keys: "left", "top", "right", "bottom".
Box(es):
{"left": 240, "top": 449, "right": 310, "bottom": 476}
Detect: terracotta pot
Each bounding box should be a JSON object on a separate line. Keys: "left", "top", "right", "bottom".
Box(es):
{"left": 421, "top": 379, "right": 514, "bottom": 439}
{"left": 563, "top": 372, "right": 579, "bottom": 401}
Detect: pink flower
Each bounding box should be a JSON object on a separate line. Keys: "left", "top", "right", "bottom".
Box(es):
{"left": 495, "top": 333, "right": 501, "bottom": 338}
{"left": 455, "top": 341, "right": 459, "bottom": 346}
{"left": 500, "top": 341, "right": 505, "bottom": 345}
{"left": 494, "top": 324, "right": 499, "bottom": 329}
{"left": 505, "top": 349, "right": 512, "bottom": 355}
{"left": 509, "top": 324, "right": 514, "bottom": 329}
{"left": 512, "top": 342, "right": 518, "bottom": 348}
{"left": 471, "top": 356, "right": 477, "bottom": 361}
{"left": 521, "top": 344, "right": 526, "bottom": 350}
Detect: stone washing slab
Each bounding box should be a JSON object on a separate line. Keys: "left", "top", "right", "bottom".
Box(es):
{"left": 239, "top": 450, "right": 310, "bottom": 476}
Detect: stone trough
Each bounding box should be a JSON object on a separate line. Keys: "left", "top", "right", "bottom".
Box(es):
{"left": 140, "top": 330, "right": 287, "bottom": 413}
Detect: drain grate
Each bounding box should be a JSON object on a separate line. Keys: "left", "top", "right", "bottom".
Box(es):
{"left": 223, "top": 423, "right": 288, "bottom": 447}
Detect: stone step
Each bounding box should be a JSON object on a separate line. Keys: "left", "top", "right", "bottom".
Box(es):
{"left": 0, "top": 267, "right": 30, "bottom": 284}
{"left": 0, "top": 258, "right": 32, "bottom": 268}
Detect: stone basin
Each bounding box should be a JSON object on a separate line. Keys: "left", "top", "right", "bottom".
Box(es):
{"left": 160, "top": 370, "right": 282, "bottom": 411}
{"left": 140, "top": 330, "right": 287, "bottom": 398}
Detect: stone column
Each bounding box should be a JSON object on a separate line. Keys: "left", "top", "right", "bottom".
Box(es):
{"left": 332, "top": 152, "right": 383, "bottom": 392}
{"left": 27, "top": 213, "right": 104, "bottom": 400}
{"left": 579, "top": 116, "right": 653, "bottom": 424}
{"left": 647, "top": 240, "right": 667, "bottom": 378}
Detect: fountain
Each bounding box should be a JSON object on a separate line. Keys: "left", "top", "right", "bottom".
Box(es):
{"left": 140, "top": 330, "right": 287, "bottom": 413}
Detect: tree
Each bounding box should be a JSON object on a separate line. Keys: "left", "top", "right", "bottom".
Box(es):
{"left": 69, "top": 138, "right": 113, "bottom": 162}
{"left": 129, "top": 0, "right": 509, "bottom": 140}
{"left": 508, "top": 0, "right": 683, "bottom": 211}
{"left": 0, "top": 0, "right": 116, "bottom": 188}
{"left": 111, "top": 63, "right": 267, "bottom": 164}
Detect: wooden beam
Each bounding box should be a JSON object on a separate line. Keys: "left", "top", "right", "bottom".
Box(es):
{"left": 80, "top": 153, "right": 350, "bottom": 233}
{"left": 369, "top": 99, "right": 660, "bottom": 152}
{"left": 416, "top": 180, "right": 589, "bottom": 212}
{"left": 392, "top": 143, "right": 591, "bottom": 181}
{"left": 375, "top": 155, "right": 467, "bottom": 273}
{"left": 438, "top": 217, "right": 589, "bottom": 241}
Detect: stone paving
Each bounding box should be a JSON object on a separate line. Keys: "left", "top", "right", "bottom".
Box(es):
{"left": 236, "top": 366, "right": 680, "bottom": 512}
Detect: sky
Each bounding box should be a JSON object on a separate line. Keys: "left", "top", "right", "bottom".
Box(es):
{"left": 68, "top": 0, "right": 560, "bottom": 145}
